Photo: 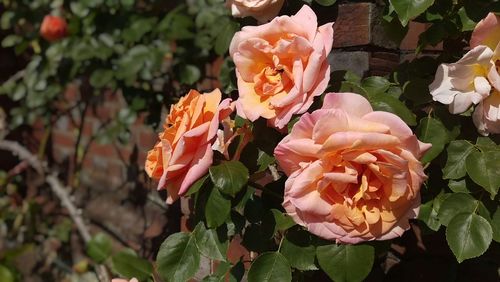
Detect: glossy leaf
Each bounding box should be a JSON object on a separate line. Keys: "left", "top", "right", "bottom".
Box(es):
{"left": 247, "top": 252, "right": 292, "bottom": 282}
{"left": 209, "top": 161, "right": 249, "bottom": 197}
{"left": 390, "top": 0, "right": 435, "bottom": 26}
{"left": 466, "top": 151, "right": 500, "bottom": 198}
{"left": 443, "top": 140, "right": 476, "bottom": 179}
{"left": 112, "top": 250, "right": 153, "bottom": 281}
{"left": 416, "top": 117, "right": 449, "bottom": 163}
{"left": 316, "top": 243, "right": 374, "bottom": 282}
{"left": 369, "top": 94, "right": 416, "bottom": 126}
{"left": 86, "top": 233, "right": 112, "bottom": 263}
{"left": 280, "top": 230, "right": 318, "bottom": 271}
{"left": 205, "top": 187, "right": 231, "bottom": 228}
{"left": 362, "top": 76, "right": 391, "bottom": 96}
{"left": 156, "top": 232, "right": 200, "bottom": 282}
{"left": 438, "top": 193, "right": 477, "bottom": 226}
{"left": 491, "top": 208, "right": 500, "bottom": 243}
{"left": 446, "top": 213, "right": 492, "bottom": 263}
{"left": 193, "top": 223, "right": 227, "bottom": 261}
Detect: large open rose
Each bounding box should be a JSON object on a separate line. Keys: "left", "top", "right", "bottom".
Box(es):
{"left": 226, "top": 0, "right": 284, "bottom": 23}
{"left": 274, "top": 93, "right": 431, "bottom": 244}
{"left": 145, "top": 89, "right": 233, "bottom": 203}
{"left": 229, "top": 5, "right": 333, "bottom": 129}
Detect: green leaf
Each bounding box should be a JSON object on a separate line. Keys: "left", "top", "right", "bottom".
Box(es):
{"left": 270, "top": 209, "right": 296, "bottom": 232}
{"left": 111, "top": 250, "right": 153, "bottom": 281}
{"left": 443, "top": 140, "right": 476, "bottom": 179}
{"left": 86, "top": 233, "right": 112, "bottom": 263}
{"left": 475, "top": 136, "right": 498, "bottom": 152}
{"left": 418, "top": 199, "right": 441, "bottom": 231}
{"left": 458, "top": 7, "right": 476, "bottom": 31}
{"left": 257, "top": 150, "right": 275, "bottom": 173}
{"left": 209, "top": 161, "right": 249, "bottom": 197}
{"left": 186, "top": 174, "right": 208, "bottom": 196}
{"left": 416, "top": 117, "right": 449, "bottom": 163}
{"left": 316, "top": 244, "right": 374, "bottom": 282}
{"left": 1, "top": 35, "right": 21, "bottom": 48}
{"left": 466, "top": 151, "right": 500, "bottom": 198}
{"left": 361, "top": 76, "right": 391, "bottom": 96}
{"left": 156, "top": 232, "right": 200, "bottom": 282}
{"left": 438, "top": 193, "right": 477, "bottom": 226}
{"left": 247, "top": 252, "right": 292, "bottom": 282}
{"left": 390, "top": 0, "right": 435, "bottom": 26}
{"left": 193, "top": 223, "right": 227, "bottom": 261}
{"left": 446, "top": 213, "right": 492, "bottom": 263}
{"left": 369, "top": 94, "right": 416, "bottom": 126}
{"left": 205, "top": 187, "right": 231, "bottom": 228}
{"left": 90, "top": 69, "right": 114, "bottom": 88}
{"left": 491, "top": 208, "right": 500, "bottom": 243}
{"left": 0, "top": 265, "right": 14, "bottom": 282}
{"left": 280, "top": 230, "right": 318, "bottom": 271}
{"left": 314, "top": 0, "right": 337, "bottom": 6}
{"left": 179, "top": 64, "right": 201, "bottom": 85}
{"left": 215, "top": 20, "right": 239, "bottom": 55}
{"left": 448, "top": 179, "right": 470, "bottom": 193}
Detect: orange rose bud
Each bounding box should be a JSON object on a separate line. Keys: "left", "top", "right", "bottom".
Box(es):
{"left": 40, "top": 15, "right": 67, "bottom": 42}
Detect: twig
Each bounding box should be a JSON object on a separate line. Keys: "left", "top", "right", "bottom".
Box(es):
{"left": 0, "top": 140, "right": 110, "bottom": 282}
{"left": 46, "top": 174, "right": 91, "bottom": 242}
{"left": 0, "top": 140, "right": 44, "bottom": 175}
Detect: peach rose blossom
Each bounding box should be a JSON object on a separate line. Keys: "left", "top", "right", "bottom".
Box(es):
{"left": 229, "top": 5, "right": 333, "bottom": 129}
{"left": 429, "top": 45, "right": 496, "bottom": 114}
{"left": 274, "top": 92, "right": 431, "bottom": 244}
{"left": 111, "top": 278, "right": 138, "bottom": 282}
{"left": 226, "top": 0, "right": 285, "bottom": 23}
{"left": 40, "top": 15, "right": 67, "bottom": 42}
{"left": 471, "top": 12, "right": 500, "bottom": 50}
{"left": 145, "top": 89, "right": 233, "bottom": 203}
{"left": 473, "top": 89, "right": 500, "bottom": 135}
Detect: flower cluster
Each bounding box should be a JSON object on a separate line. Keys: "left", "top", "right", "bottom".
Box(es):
{"left": 430, "top": 13, "right": 500, "bottom": 135}
{"left": 145, "top": 5, "right": 430, "bottom": 244}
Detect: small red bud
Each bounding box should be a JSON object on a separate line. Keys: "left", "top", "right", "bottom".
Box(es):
{"left": 40, "top": 15, "right": 67, "bottom": 42}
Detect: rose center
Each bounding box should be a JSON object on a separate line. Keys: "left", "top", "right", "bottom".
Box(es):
{"left": 253, "top": 65, "right": 292, "bottom": 97}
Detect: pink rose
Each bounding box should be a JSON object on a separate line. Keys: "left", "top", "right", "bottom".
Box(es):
{"left": 229, "top": 5, "right": 333, "bottom": 129}
{"left": 473, "top": 89, "right": 500, "bottom": 135}
{"left": 226, "top": 0, "right": 285, "bottom": 23}
{"left": 471, "top": 12, "right": 500, "bottom": 50}
{"left": 274, "top": 93, "right": 431, "bottom": 244}
{"left": 145, "top": 89, "right": 233, "bottom": 203}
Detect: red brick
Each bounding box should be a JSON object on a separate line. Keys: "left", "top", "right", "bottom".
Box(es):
{"left": 333, "top": 3, "right": 372, "bottom": 48}
{"left": 227, "top": 235, "right": 251, "bottom": 268}
{"left": 400, "top": 22, "right": 443, "bottom": 51}
{"left": 32, "top": 118, "right": 46, "bottom": 142}
{"left": 82, "top": 118, "right": 97, "bottom": 136}
{"left": 64, "top": 83, "right": 79, "bottom": 102}
{"left": 138, "top": 151, "right": 148, "bottom": 166}
{"left": 139, "top": 129, "right": 157, "bottom": 150}
{"left": 52, "top": 130, "right": 75, "bottom": 148}
{"left": 88, "top": 142, "right": 115, "bottom": 158}
{"left": 369, "top": 52, "right": 400, "bottom": 76}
